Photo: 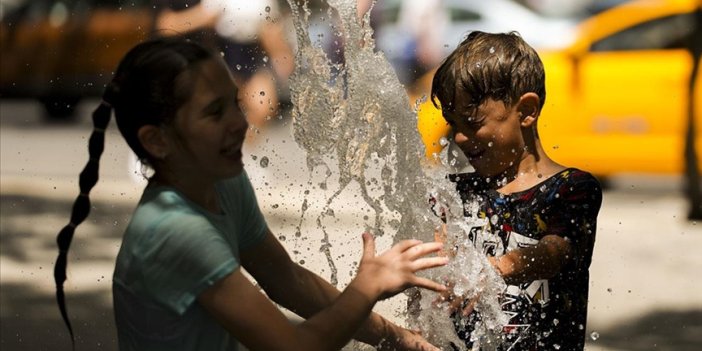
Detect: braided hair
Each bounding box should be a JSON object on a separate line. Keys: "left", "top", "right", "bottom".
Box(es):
{"left": 54, "top": 38, "right": 214, "bottom": 348}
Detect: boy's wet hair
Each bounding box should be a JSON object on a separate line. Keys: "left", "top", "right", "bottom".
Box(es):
{"left": 431, "top": 31, "right": 546, "bottom": 117}
{"left": 54, "top": 38, "right": 218, "bottom": 348}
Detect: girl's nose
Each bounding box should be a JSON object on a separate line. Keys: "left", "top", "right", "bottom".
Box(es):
{"left": 228, "top": 113, "right": 249, "bottom": 135}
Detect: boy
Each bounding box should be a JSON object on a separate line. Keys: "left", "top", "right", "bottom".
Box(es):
{"left": 431, "top": 31, "right": 602, "bottom": 350}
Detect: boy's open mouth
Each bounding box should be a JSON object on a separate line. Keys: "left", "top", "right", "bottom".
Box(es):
{"left": 466, "top": 149, "right": 485, "bottom": 160}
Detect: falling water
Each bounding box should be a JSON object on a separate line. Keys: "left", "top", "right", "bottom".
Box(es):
{"left": 285, "top": 0, "right": 508, "bottom": 348}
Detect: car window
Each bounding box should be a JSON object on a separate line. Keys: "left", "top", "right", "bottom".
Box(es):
{"left": 448, "top": 7, "right": 481, "bottom": 22}
{"left": 590, "top": 13, "right": 695, "bottom": 52}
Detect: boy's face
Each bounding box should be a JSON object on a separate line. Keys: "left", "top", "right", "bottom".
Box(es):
{"left": 444, "top": 95, "right": 527, "bottom": 178}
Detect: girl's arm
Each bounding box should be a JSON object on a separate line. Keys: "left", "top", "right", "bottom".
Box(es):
{"left": 241, "top": 232, "right": 440, "bottom": 350}
{"left": 200, "top": 233, "right": 446, "bottom": 351}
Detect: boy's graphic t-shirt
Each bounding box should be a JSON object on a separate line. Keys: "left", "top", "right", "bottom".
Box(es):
{"left": 450, "top": 168, "right": 602, "bottom": 351}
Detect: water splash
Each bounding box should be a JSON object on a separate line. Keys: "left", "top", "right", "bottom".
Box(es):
{"left": 286, "top": 0, "right": 507, "bottom": 348}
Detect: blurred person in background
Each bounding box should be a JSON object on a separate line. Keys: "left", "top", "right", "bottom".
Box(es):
{"left": 152, "top": 0, "right": 294, "bottom": 139}
{"left": 395, "top": 0, "right": 448, "bottom": 85}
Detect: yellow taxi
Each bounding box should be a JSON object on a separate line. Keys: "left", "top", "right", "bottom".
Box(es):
{"left": 415, "top": 0, "right": 702, "bottom": 176}
{"left": 0, "top": 0, "right": 153, "bottom": 118}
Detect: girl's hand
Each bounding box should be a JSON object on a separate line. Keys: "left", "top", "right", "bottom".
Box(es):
{"left": 354, "top": 233, "right": 448, "bottom": 301}
{"left": 378, "top": 327, "right": 441, "bottom": 351}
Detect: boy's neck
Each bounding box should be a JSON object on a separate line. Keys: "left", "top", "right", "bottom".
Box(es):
{"left": 496, "top": 142, "right": 564, "bottom": 194}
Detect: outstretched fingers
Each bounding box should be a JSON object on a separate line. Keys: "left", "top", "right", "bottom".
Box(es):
{"left": 404, "top": 241, "right": 444, "bottom": 260}
{"left": 411, "top": 256, "right": 450, "bottom": 272}
{"left": 410, "top": 276, "right": 447, "bottom": 293}
{"left": 391, "top": 239, "right": 425, "bottom": 254}
{"left": 361, "top": 232, "right": 376, "bottom": 260}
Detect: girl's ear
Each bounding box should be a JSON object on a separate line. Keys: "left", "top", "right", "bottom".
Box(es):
{"left": 518, "top": 92, "right": 540, "bottom": 128}
{"left": 137, "top": 125, "right": 170, "bottom": 160}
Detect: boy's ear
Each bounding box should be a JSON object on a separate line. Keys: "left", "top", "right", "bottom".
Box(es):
{"left": 137, "top": 125, "right": 170, "bottom": 160}
{"left": 517, "top": 93, "right": 541, "bottom": 128}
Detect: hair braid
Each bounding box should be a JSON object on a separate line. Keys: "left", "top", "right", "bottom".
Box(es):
{"left": 54, "top": 98, "right": 112, "bottom": 349}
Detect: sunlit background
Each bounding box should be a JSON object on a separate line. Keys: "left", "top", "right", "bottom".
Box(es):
{"left": 1, "top": 0, "right": 700, "bottom": 350}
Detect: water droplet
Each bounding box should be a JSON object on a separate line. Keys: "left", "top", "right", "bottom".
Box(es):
{"left": 552, "top": 145, "right": 560, "bottom": 150}
{"left": 554, "top": 344, "right": 560, "bottom": 350}
{"left": 298, "top": 259, "right": 306, "bottom": 265}
{"left": 476, "top": 62, "right": 482, "bottom": 68}
{"left": 487, "top": 141, "right": 494, "bottom": 147}
{"left": 262, "top": 56, "right": 269, "bottom": 63}
{"left": 271, "top": 204, "right": 279, "bottom": 209}
{"left": 235, "top": 64, "right": 241, "bottom": 70}
{"left": 265, "top": 5, "right": 271, "bottom": 12}
{"left": 251, "top": 155, "right": 258, "bottom": 160}
{"left": 607, "top": 288, "right": 612, "bottom": 293}
{"left": 259, "top": 156, "right": 269, "bottom": 168}
{"left": 489, "top": 46, "right": 495, "bottom": 54}
{"left": 439, "top": 137, "right": 449, "bottom": 147}
{"left": 259, "top": 91, "right": 266, "bottom": 96}
{"left": 278, "top": 235, "right": 286, "bottom": 241}
{"left": 590, "top": 331, "right": 600, "bottom": 341}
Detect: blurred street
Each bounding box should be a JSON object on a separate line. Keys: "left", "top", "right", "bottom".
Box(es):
{"left": 2, "top": 98, "right": 702, "bottom": 351}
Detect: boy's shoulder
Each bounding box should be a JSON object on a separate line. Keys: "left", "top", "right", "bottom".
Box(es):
{"left": 549, "top": 168, "right": 602, "bottom": 194}
{"left": 448, "top": 168, "right": 602, "bottom": 196}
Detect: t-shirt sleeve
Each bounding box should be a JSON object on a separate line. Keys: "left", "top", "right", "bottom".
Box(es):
{"left": 140, "top": 216, "right": 238, "bottom": 314}
{"left": 546, "top": 171, "right": 603, "bottom": 268}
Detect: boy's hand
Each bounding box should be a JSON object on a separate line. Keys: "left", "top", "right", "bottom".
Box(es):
{"left": 433, "top": 223, "right": 453, "bottom": 257}
{"left": 434, "top": 282, "right": 479, "bottom": 317}
{"left": 378, "top": 327, "right": 440, "bottom": 351}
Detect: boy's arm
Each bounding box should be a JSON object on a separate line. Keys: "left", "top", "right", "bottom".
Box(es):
{"left": 488, "top": 234, "right": 571, "bottom": 285}
{"left": 490, "top": 171, "right": 601, "bottom": 285}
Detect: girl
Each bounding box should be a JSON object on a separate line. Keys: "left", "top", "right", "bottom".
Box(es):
{"left": 55, "top": 38, "right": 447, "bottom": 350}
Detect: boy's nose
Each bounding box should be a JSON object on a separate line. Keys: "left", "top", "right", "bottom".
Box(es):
{"left": 454, "top": 131, "right": 469, "bottom": 144}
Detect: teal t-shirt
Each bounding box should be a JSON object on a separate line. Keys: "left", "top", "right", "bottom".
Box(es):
{"left": 113, "top": 172, "right": 268, "bottom": 351}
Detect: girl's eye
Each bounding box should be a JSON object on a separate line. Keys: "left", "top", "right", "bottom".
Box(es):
{"left": 203, "top": 100, "right": 224, "bottom": 117}
{"left": 211, "top": 106, "right": 224, "bottom": 117}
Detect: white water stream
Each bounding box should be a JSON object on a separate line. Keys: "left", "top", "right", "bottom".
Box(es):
{"left": 285, "top": 1, "right": 508, "bottom": 348}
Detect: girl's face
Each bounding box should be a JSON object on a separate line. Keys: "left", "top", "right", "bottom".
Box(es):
{"left": 164, "top": 57, "right": 249, "bottom": 183}
{"left": 444, "top": 96, "right": 526, "bottom": 178}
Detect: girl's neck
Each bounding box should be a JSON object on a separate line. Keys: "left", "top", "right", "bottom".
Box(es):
{"left": 150, "top": 171, "right": 221, "bottom": 214}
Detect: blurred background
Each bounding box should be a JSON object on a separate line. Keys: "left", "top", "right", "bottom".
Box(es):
{"left": 1, "top": 0, "right": 701, "bottom": 350}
